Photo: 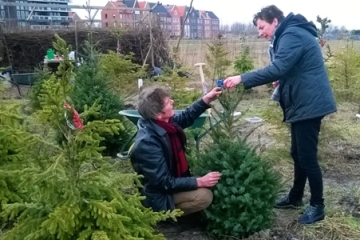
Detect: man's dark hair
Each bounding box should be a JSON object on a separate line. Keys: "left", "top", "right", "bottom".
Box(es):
{"left": 253, "top": 5, "right": 285, "bottom": 26}
{"left": 138, "top": 86, "right": 170, "bottom": 120}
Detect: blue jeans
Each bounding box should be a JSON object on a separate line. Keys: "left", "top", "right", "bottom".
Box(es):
{"left": 288, "top": 116, "right": 324, "bottom": 206}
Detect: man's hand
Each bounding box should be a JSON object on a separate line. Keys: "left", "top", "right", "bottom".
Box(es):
{"left": 197, "top": 171, "right": 222, "bottom": 188}
{"left": 272, "top": 80, "right": 279, "bottom": 88}
{"left": 202, "top": 87, "right": 222, "bottom": 104}
{"left": 224, "top": 75, "right": 242, "bottom": 88}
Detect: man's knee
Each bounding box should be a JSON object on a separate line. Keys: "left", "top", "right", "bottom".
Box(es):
{"left": 196, "top": 188, "right": 213, "bottom": 210}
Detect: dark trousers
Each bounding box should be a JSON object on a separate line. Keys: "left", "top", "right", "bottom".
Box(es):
{"left": 288, "top": 116, "right": 324, "bottom": 206}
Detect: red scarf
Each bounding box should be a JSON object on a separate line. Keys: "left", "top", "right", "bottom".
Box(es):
{"left": 155, "top": 119, "right": 188, "bottom": 177}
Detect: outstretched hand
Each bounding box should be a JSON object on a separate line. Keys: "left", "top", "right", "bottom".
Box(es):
{"left": 224, "top": 75, "right": 242, "bottom": 88}
{"left": 202, "top": 87, "right": 222, "bottom": 104}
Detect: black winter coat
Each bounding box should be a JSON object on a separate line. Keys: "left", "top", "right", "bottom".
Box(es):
{"left": 241, "top": 13, "right": 337, "bottom": 123}
{"left": 130, "top": 99, "right": 210, "bottom": 212}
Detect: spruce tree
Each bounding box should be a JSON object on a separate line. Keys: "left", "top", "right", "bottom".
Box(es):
{"left": 71, "top": 56, "right": 134, "bottom": 157}
{"left": 191, "top": 39, "right": 281, "bottom": 238}
{"left": 1, "top": 35, "right": 178, "bottom": 240}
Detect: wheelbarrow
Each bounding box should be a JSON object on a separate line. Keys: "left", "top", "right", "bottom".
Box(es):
{"left": 117, "top": 109, "right": 212, "bottom": 159}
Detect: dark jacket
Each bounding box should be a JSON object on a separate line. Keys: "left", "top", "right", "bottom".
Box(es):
{"left": 241, "top": 13, "right": 337, "bottom": 123}
{"left": 130, "top": 99, "right": 210, "bottom": 212}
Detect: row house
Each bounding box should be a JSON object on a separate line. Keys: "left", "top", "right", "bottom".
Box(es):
{"left": 164, "top": 4, "right": 182, "bottom": 37}
{"left": 198, "top": 10, "right": 219, "bottom": 38}
{"left": 101, "top": 0, "right": 141, "bottom": 28}
{"left": 100, "top": 0, "right": 220, "bottom": 39}
{"left": 172, "top": 6, "right": 219, "bottom": 39}
{"left": 138, "top": 1, "right": 172, "bottom": 35}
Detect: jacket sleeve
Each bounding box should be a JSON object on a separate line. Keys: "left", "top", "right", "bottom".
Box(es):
{"left": 172, "top": 98, "right": 210, "bottom": 129}
{"left": 241, "top": 31, "right": 303, "bottom": 89}
{"left": 133, "top": 138, "right": 198, "bottom": 193}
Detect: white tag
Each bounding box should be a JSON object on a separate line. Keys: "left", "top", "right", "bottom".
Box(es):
{"left": 138, "top": 78, "right": 143, "bottom": 89}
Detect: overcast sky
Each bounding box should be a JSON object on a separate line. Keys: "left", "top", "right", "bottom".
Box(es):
{"left": 72, "top": 0, "right": 356, "bottom": 29}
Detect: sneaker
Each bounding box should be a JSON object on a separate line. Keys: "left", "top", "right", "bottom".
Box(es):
{"left": 274, "top": 195, "right": 304, "bottom": 209}
{"left": 298, "top": 204, "right": 325, "bottom": 225}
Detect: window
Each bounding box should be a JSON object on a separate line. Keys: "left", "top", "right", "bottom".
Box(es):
{"left": 113, "top": 14, "right": 115, "bottom": 18}
{"left": 106, "top": 22, "right": 108, "bottom": 27}
{"left": 174, "top": 10, "right": 177, "bottom": 15}
{"left": 105, "top": 13, "right": 108, "bottom": 18}
{"left": 1, "top": 11, "right": 5, "bottom": 18}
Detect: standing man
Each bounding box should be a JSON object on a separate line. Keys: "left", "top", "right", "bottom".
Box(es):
{"left": 130, "top": 86, "right": 222, "bottom": 217}
{"left": 224, "top": 5, "right": 337, "bottom": 225}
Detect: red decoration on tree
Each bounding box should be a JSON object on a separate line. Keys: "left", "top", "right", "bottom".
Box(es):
{"left": 64, "top": 103, "right": 84, "bottom": 130}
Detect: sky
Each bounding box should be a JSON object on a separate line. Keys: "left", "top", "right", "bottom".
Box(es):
{"left": 72, "top": 0, "right": 357, "bottom": 30}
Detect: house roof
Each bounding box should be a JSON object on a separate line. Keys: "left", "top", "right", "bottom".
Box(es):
{"left": 164, "top": 4, "right": 174, "bottom": 10}
{"left": 176, "top": 6, "right": 186, "bottom": 17}
{"left": 148, "top": 2, "right": 171, "bottom": 17}
{"left": 110, "top": 1, "right": 127, "bottom": 8}
{"left": 185, "top": 6, "right": 199, "bottom": 18}
{"left": 207, "top": 11, "right": 219, "bottom": 20}
{"left": 122, "top": 0, "right": 137, "bottom": 8}
{"left": 198, "top": 10, "right": 218, "bottom": 20}
{"left": 137, "top": 1, "right": 147, "bottom": 8}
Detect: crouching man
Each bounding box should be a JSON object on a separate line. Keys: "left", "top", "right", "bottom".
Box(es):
{"left": 130, "top": 86, "right": 222, "bottom": 216}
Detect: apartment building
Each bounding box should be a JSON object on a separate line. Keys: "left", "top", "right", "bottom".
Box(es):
{"left": 0, "top": 0, "right": 29, "bottom": 28}
{"left": 28, "top": 0, "right": 72, "bottom": 29}
{"left": 0, "top": 0, "right": 72, "bottom": 29}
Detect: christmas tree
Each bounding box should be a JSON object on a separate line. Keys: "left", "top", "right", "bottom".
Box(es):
{"left": 191, "top": 39, "right": 281, "bottom": 238}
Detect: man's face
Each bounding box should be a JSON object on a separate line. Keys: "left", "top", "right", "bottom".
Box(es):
{"left": 256, "top": 18, "right": 278, "bottom": 41}
{"left": 156, "top": 97, "right": 174, "bottom": 122}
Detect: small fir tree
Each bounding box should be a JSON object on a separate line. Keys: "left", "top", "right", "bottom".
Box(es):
{"left": 98, "top": 51, "right": 146, "bottom": 96}
{"left": 191, "top": 38, "right": 281, "bottom": 238}
{"left": 327, "top": 40, "right": 360, "bottom": 103}
{"left": 1, "top": 35, "right": 177, "bottom": 240}
{"left": 71, "top": 56, "right": 135, "bottom": 157}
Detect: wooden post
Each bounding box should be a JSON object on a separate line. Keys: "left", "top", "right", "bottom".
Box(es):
{"left": 75, "top": 20, "right": 78, "bottom": 61}
{"left": 148, "top": 11, "right": 154, "bottom": 67}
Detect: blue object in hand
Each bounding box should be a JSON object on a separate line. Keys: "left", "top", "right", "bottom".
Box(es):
{"left": 216, "top": 79, "right": 225, "bottom": 88}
